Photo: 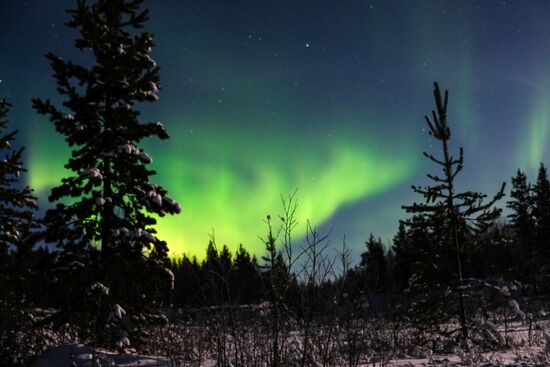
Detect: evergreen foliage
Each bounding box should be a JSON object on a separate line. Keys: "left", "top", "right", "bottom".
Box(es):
{"left": 0, "top": 101, "right": 38, "bottom": 260}
{"left": 360, "top": 234, "right": 388, "bottom": 293}
{"left": 391, "top": 222, "right": 412, "bottom": 292}
{"left": 170, "top": 254, "right": 202, "bottom": 307}
{"left": 507, "top": 169, "right": 536, "bottom": 290}
{"left": 0, "top": 100, "right": 39, "bottom": 367}
{"left": 401, "top": 82, "right": 505, "bottom": 347}
{"left": 472, "top": 224, "right": 514, "bottom": 279}
{"left": 169, "top": 243, "right": 264, "bottom": 307}
{"left": 31, "top": 0, "right": 180, "bottom": 344}
{"left": 201, "top": 239, "right": 229, "bottom": 305}
{"left": 232, "top": 244, "right": 263, "bottom": 304}
{"left": 533, "top": 163, "right": 550, "bottom": 290}
{"left": 0, "top": 98, "right": 38, "bottom": 321}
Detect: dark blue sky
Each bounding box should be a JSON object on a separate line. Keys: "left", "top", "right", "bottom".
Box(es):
{"left": 0, "top": 0, "right": 548, "bottom": 258}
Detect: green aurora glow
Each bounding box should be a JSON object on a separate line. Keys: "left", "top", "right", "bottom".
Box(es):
{"left": 3, "top": 0, "right": 550, "bottom": 259}
{"left": 522, "top": 88, "right": 550, "bottom": 172}
{"left": 28, "top": 114, "right": 418, "bottom": 257}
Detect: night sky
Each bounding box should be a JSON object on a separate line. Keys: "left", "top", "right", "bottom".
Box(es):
{"left": 0, "top": 0, "right": 547, "bottom": 259}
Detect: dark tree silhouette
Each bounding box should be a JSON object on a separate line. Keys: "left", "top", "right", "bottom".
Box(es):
{"left": 507, "top": 169, "right": 536, "bottom": 290}
{"left": 0, "top": 99, "right": 38, "bottom": 303}
{"left": 232, "top": 244, "right": 263, "bottom": 304}
{"left": 31, "top": 0, "right": 181, "bottom": 341}
{"left": 170, "top": 254, "right": 203, "bottom": 307}
{"left": 201, "top": 239, "right": 226, "bottom": 305}
{"left": 533, "top": 163, "right": 550, "bottom": 290}
{"left": 360, "top": 234, "right": 388, "bottom": 293}
{"left": 0, "top": 100, "right": 38, "bottom": 367}
{"left": 391, "top": 222, "right": 412, "bottom": 292}
{"left": 402, "top": 82, "right": 505, "bottom": 348}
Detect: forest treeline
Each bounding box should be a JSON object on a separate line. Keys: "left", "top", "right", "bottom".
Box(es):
{"left": 11, "top": 161, "right": 550, "bottom": 309}
{"left": 164, "top": 161, "right": 550, "bottom": 310}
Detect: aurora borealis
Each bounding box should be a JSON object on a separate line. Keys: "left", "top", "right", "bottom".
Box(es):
{"left": 1, "top": 1, "right": 550, "bottom": 258}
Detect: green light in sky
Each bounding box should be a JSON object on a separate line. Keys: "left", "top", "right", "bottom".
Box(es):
{"left": 520, "top": 88, "right": 550, "bottom": 172}
{"left": 28, "top": 115, "right": 418, "bottom": 259}
{"left": 139, "top": 119, "right": 419, "bottom": 258}
{"left": 408, "top": 2, "right": 478, "bottom": 144}
{"left": 28, "top": 123, "right": 71, "bottom": 200}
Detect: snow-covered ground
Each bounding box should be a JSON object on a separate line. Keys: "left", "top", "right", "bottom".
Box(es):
{"left": 32, "top": 344, "right": 169, "bottom": 367}
{"left": 30, "top": 346, "right": 545, "bottom": 366}
{"left": 26, "top": 311, "right": 550, "bottom": 366}
{"left": 31, "top": 341, "right": 548, "bottom": 366}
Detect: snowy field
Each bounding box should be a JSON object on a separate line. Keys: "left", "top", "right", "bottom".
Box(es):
{"left": 28, "top": 316, "right": 550, "bottom": 367}
{"left": 29, "top": 342, "right": 549, "bottom": 366}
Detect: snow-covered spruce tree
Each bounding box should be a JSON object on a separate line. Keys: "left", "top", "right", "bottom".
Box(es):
{"left": 402, "top": 82, "right": 505, "bottom": 349}
{"left": 0, "top": 99, "right": 38, "bottom": 304}
{"left": 32, "top": 0, "right": 180, "bottom": 343}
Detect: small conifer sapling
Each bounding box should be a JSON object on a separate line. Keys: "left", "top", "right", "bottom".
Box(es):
{"left": 402, "top": 82, "right": 505, "bottom": 348}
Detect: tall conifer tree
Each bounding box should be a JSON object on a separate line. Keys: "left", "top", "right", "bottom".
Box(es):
{"left": 32, "top": 0, "right": 181, "bottom": 322}
{"left": 0, "top": 100, "right": 38, "bottom": 302}
{"left": 533, "top": 163, "right": 550, "bottom": 289}
{"left": 507, "top": 169, "right": 535, "bottom": 289}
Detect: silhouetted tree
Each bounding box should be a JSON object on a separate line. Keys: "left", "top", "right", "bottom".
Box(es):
{"left": 32, "top": 0, "right": 180, "bottom": 343}
{"left": 204, "top": 241, "right": 219, "bottom": 268}
{"left": 473, "top": 224, "right": 514, "bottom": 280}
{"left": 0, "top": 100, "right": 39, "bottom": 363}
{"left": 391, "top": 222, "right": 412, "bottom": 292}
{"left": 170, "top": 254, "right": 202, "bottom": 307}
{"left": 402, "top": 82, "right": 505, "bottom": 348}
{"left": 360, "top": 234, "right": 387, "bottom": 293}
{"left": 232, "top": 244, "right": 263, "bottom": 304}
{"left": 0, "top": 99, "right": 37, "bottom": 366}
{"left": 507, "top": 169, "right": 536, "bottom": 289}
{"left": 202, "top": 239, "right": 225, "bottom": 305}
{"left": 533, "top": 163, "right": 550, "bottom": 290}
{"left": 0, "top": 99, "right": 38, "bottom": 304}
{"left": 398, "top": 214, "right": 458, "bottom": 334}
{"left": 219, "top": 244, "right": 233, "bottom": 275}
